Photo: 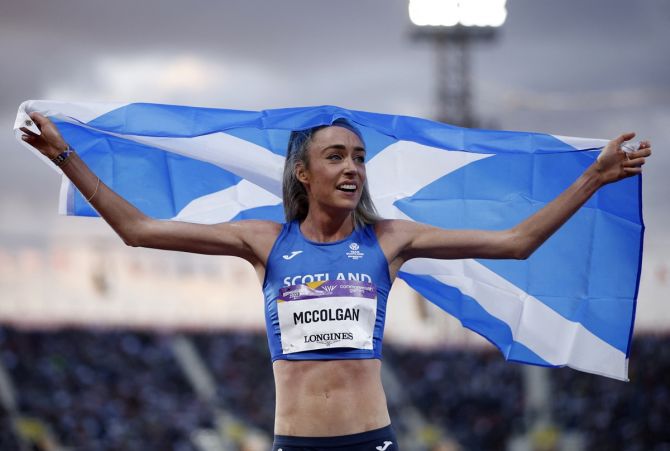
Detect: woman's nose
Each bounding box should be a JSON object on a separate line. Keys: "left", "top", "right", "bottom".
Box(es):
{"left": 343, "top": 156, "right": 358, "bottom": 173}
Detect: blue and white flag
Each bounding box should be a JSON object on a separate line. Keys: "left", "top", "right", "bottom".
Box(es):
{"left": 14, "top": 100, "right": 643, "bottom": 380}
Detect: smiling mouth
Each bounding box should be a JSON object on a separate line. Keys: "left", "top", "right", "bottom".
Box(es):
{"left": 337, "top": 183, "right": 357, "bottom": 193}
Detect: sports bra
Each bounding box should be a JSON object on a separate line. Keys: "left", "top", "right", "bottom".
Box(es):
{"left": 262, "top": 220, "right": 392, "bottom": 361}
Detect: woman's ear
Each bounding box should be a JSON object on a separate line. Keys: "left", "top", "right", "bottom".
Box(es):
{"left": 295, "top": 161, "right": 309, "bottom": 185}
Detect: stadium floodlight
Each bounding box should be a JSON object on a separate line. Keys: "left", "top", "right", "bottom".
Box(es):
{"left": 409, "top": 0, "right": 507, "bottom": 28}
{"left": 408, "top": 0, "right": 506, "bottom": 128}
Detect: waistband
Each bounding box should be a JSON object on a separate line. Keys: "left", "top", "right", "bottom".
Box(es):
{"left": 273, "top": 424, "right": 395, "bottom": 447}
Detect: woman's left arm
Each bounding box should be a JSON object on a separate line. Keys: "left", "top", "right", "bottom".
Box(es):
{"left": 386, "top": 132, "right": 651, "bottom": 264}
{"left": 510, "top": 132, "right": 650, "bottom": 259}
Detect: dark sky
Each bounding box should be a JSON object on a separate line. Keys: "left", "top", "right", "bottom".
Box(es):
{"left": 1, "top": 0, "right": 668, "bottom": 323}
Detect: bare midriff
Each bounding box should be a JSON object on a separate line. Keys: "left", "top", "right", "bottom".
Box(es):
{"left": 272, "top": 358, "right": 390, "bottom": 437}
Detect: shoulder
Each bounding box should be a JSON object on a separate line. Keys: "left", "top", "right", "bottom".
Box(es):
{"left": 207, "top": 219, "right": 283, "bottom": 243}
{"left": 229, "top": 219, "right": 283, "bottom": 236}
{"left": 372, "top": 219, "right": 424, "bottom": 268}
{"left": 233, "top": 219, "right": 284, "bottom": 246}
{"left": 223, "top": 220, "right": 283, "bottom": 264}
{"left": 373, "top": 219, "right": 424, "bottom": 239}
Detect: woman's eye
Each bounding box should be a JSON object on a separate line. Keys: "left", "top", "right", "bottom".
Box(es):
{"left": 355, "top": 156, "right": 365, "bottom": 163}
{"left": 327, "top": 154, "right": 342, "bottom": 160}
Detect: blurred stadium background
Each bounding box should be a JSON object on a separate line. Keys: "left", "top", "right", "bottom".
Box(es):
{"left": 0, "top": 244, "right": 669, "bottom": 450}
{"left": 2, "top": 1, "right": 669, "bottom": 450}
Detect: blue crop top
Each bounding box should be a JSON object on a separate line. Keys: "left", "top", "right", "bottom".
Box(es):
{"left": 263, "top": 220, "right": 392, "bottom": 361}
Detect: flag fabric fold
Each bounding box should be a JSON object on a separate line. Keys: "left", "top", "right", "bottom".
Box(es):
{"left": 13, "top": 100, "right": 644, "bottom": 380}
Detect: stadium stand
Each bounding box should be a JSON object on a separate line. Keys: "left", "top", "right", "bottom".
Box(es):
{"left": 386, "top": 346, "right": 524, "bottom": 451}
{"left": 551, "top": 334, "right": 670, "bottom": 450}
{"left": 0, "top": 408, "right": 21, "bottom": 450}
{"left": 0, "top": 327, "right": 212, "bottom": 450}
{"left": 0, "top": 327, "right": 669, "bottom": 450}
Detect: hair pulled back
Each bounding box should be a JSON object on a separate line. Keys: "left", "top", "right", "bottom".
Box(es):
{"left": 282, "top": 119, "right": 380, "bottom": 228}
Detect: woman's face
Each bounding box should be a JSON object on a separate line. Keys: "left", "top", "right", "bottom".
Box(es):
{"left": 297, "top": 125, "right": 367, "bottom": 215}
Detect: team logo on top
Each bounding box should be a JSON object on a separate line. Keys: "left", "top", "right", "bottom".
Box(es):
{"left": 346, "top": 242, "right": 364, "bottom": 260}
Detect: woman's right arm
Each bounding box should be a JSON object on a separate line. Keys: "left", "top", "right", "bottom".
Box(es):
{"left": 21, "top": 112, "right": 280, "bottom": 263}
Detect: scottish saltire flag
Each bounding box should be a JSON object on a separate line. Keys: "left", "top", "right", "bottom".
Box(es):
{"left": 14, "top": 100, "right": 643, "bottom": 380}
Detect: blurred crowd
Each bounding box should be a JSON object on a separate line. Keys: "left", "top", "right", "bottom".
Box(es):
{"left": 386, "top": 346, "right": 524, "bottom": 450}
{"left": 551, "top": 335, "right": 670, "bottom": 450}
{"left": 0, "top": 406, "right": 21, "bottom": 450}
{"left": 0, "top": 328, "right": 212, "bottom": 451}
{"left": 0, "top": 327, "right": 668, "bottom": 450}
{"left": 192, "top": 333, "right": 275, "bottom": 433}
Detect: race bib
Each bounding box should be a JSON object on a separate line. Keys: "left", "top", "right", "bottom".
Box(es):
{"left": 277, "top": 280, "right": 377, "bottom": 354}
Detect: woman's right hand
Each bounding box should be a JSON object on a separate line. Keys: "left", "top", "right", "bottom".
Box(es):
{"left": 20, "top": 112, "right": 69, "bottom": 159}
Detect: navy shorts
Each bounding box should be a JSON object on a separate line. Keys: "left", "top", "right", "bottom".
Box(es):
{"left": 272, "top": 424, "right": 398, "bottom": 450}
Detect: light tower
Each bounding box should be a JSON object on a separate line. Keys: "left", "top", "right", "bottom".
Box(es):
{"left": 409, "top": 0, "right": 507, "bottom": 126}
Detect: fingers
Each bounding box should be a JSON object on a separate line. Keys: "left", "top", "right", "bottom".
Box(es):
{"left": 20, "top": 132, "right": 39, "bottom": 143}
{"left": 623, "top": 167, "right": 642, "bottom": 175}
{"left": 613, "top": 132, "right": 636, "bottom": 145}
{"left": 21, "top": 134, "right": 39, "bottom": 147}
{"left": 19, "top": 127, "right": 40, "bottom": 145}
{"left": 619, "top": 137, "right": 651, "bottom": 162}
{"left": 637, "top": 146, "right": 652, "bottom": 157}
{"left": 627, "top": 146, "right": 652, "bottom": 160}
{"left": 623, "top": 157, "right": 646, "bottom": 168}
{"left": 29, "top": 111, "right": 49, "bottom": 128}
{"left": 19, "top": 127, "right": 40, "bottom": 138}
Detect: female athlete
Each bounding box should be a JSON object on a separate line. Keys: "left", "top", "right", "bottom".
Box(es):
{"left": 20, "top": 112, "right": 651, "bottom": 450}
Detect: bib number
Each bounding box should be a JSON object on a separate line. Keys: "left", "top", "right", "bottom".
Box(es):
{"left": 277, "top": 280, "right": 377, "bottom": 354}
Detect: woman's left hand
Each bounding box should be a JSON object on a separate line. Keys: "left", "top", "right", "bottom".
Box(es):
{"left": 594, "top": 132, "right": 651, "bottom": 185}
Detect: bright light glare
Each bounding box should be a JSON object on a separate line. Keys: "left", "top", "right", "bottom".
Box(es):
{"left": 409, "top": 0, "right": 507, "bottom": 27}
{"left": 409, "top": 0, "right": 459, "bottom": 26}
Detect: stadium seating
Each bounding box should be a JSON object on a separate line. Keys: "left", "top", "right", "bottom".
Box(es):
{"left": 0, "top": 327, "right": 668, "bottom": 450}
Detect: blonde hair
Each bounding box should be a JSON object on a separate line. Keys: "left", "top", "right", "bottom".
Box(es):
{"left": 282, "top": 119, "right": 380, "bottom": 228}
